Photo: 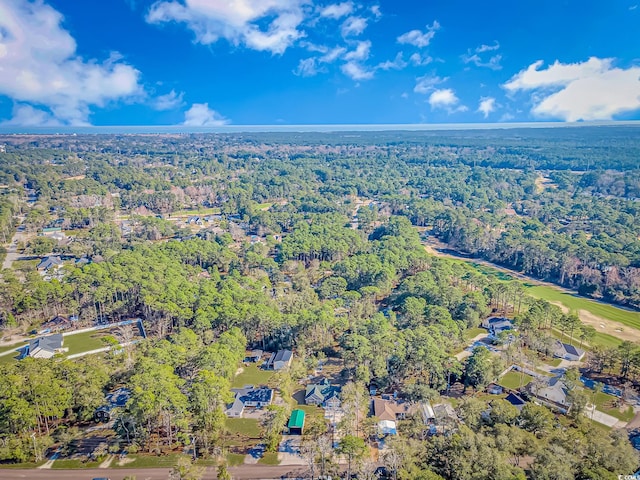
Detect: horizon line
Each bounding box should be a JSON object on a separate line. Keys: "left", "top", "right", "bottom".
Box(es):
{"left": 1, "top": 120, "right": 640, "bottom": 135}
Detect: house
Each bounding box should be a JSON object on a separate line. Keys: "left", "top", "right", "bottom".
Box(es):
{"left": 42, "top": 227, "right": 62, "bottom": 235}
{"left": 245, "top": 349, "right": 263, "bottom": 363}
{"left": 420, "top": 402, "right": 436, "bottom": 425}
{"left": 432, "top": 403, "right": 460, "bottom": 434}
{"left": 530, "top": 377, "right": 570, "bottom": 411}
{"left": 553, "top": 341, "right": 585, "bottom": 362}
{"left": 41, "top": 315, "right": 72, "bottom": 332}
{"left": 378, "top": 419, "right": 397, "bottom": 436}
{"left": 372, "top": 398, "right": 412, "bottom": 422}
{"left": 305, "top": 379, "right": 341, "bottom": 407}
{"left": 487, "top": 384, "right": 504, "bottom": 395}
{"left": 483, "top": 317, "right": 513, "bottom": 336}
{"left": 269, "top": 349, "right": 293, "bottom": 370}
{"left": 37, "top": 256, "right": 63, "bottom": 272}
{"left": 288, "top": 409, "right": 305, "bottom": 435}
{"left": 225, "top": 386, "right": 274, "bottom": 418}
{"left": 25, "top": 334, "right": 64, "bottom": 359}
{"left": 504, "top": 392, "right": 527, "bottom": 412}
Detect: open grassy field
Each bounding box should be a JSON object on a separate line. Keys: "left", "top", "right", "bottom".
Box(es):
{"left": 113, "top": 453, "right": 181, "bottom": 468}
{"left": 226, "top": 453, "right": 245, "bottom": 466}
{"left": 593, "top": 391, "right": 635, "bottom": 422}
{"left": 258, "top": 452, "right": 280, "bottom": 465}
{"left": 549, "top": 327, "right": 622, "bottom": 349}
{"left": 63, "top": 330, "right": 115, "bottom": 355}
{"left": 225, "top": 418, "right": 262, "bottom": 437}
{"left": 498, "top": 371, "right": 533, "bottom": 390}
{"left": 169, "top": 207, "right": 221, "bottom": 217}
{"left": 463, "top": 327, "right": 487, "bottom": 341}
{"left": 527, "top": 285, "right": 640, "bottom": 331}
{"left": 232, "top": 364, "right": 274, "bottom": 388}
{"left": 51, "top": 458, "right": 102, "bottom": 469}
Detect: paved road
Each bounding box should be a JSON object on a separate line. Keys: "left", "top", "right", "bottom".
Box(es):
{"left": 0, "top": 465, "right": 309, "bottom": 480}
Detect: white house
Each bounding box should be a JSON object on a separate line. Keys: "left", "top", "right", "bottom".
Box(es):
{"left": 553, "top": 341, "right": 585, "bottom": 362}
{"left": 272, "top": 349, "right": 293, "bottom": 370}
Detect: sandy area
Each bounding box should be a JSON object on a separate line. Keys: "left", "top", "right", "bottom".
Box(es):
{"left": 550, "top": 301, "right": 640, "bottom": 344}
{"left": 117, "top": 457, "right": 136, "bottom": 466}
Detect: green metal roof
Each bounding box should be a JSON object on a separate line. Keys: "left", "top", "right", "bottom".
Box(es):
{"left": 288, "top": 409, "right": 305, "bottom": 429}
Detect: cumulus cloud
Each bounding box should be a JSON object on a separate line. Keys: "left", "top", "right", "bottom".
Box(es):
{"left": 377, "top": 52, "right": 407, "bottom": 71}
{"left": 341, "top": 16, "right": 367, "bottom": 37}
{"left": 2, "top": 104, "right": 61, "bottom": 126}
{"left": 413, "top": 75, "right": 447, "bottom": 94}
{"left": 153, "top": 89, "right": 185, "bottom": 110}
{"left": 146, "top": 0, "right": 307, "bottom": 54}
{"left": 183, "top": 103, "right": 229, "bottom": 126}
{"left": 477, "top": 97, "right": 496, "bottom": 118}
{"left": 0, "top": 0, "right": 143, "bottom": 125}
{"left": 294, "top": 58, "right": 320, "bottom": 77}
{"left": 503, "top": 57, "right": 640, "bottom": 121}
{"left": 462, "top": 42, "right": 502, "bottom": 70}
{"left": 409, "top": 53, "right": 432, "bottom": 66}
{"left": 428, "top": 88, "right": 467, "bottom": 112}
{"left": 344, "top": 40, "right": 371, "bottom": 61}
{"left": 341, "top": 62, "right": 373, "bottom": 80}
{"left": 320, "top": 2, "right": 353, "bottom": 19}
{"left": 397, "top": 21, "right": 440, "bottom": 48}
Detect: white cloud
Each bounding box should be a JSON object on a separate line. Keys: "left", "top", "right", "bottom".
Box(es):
{"left": 477, "top": 97, "right": 496, "bottom": 118}
{"left": 320, "top": 46, "right": 346, "bottom": 63}
{"left": 320, "top": 2, "right": 353, "bottom": 19}
{"left": 344, "top": 40, "right": 371, "bottom": 61}
{"left": 341, "top": 62, "right": 373, "bottom": 80}
{"left": 462, "top": 42, "right": 502, "bottom": 70}
{"left": 147, "top": 0, "right": 307, "bottom": 54}
{"left": 476, "top": 41, "right": 500, "bottom": 53}
{"left": 630, "top": 4, "right": 638, "bottom": 10}
{"left": 153, "top": 89, "right": 184, "bottom": 110}
{"left": 0, "top": 0, "right": 143, "bottom": 125}
{"left": 409, "top": 53, "right": 432, "bottom": 66}
{"left": 183, "top": 103, "right": 229, "bottom": 126}
{"left": 341, "top": 16, "right": 367, "bottom": 37}
{"left": 294, "top": 57, "right": 320, "bottom": 77}
{"left": 413, "top": 75, "right": 447, "bottom": 94}
{"left": 2, "top": 104, "right": 61, "bottom": 126}
{"left": 428, "top": 88, "right": 467, "bottom": 113}
{"left": 370, "top": 5, "right": 382, "bottom": 18}
{"left": 397, "top": 21, "right": 440, "bottom": 48}
{"left": 503, "top": 57, "right": 640, "bottom": 121}
{"left": 377, "top": 52, "right": 407, "bottom": 71}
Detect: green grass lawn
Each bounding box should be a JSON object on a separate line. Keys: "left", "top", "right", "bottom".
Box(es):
{"left": 114, "top": 453, "right": 181, "bottom": 468}
{"left": 232, "top": 363, "right": 274, "bottom": 388}
{"left": 258, "top": 452, "right": 280, "bottom": 465}
{"left": 0, "top": 460, "right": 47, "bottom": 469}
{"left": 527, "top": 285, "right": 640, "bottom": 331}
{"left": 0, "top": 342, "right": 27, "bottom": 355}
{"left": 498, "top": 371, "right": 533, "bottom": 389}
{"left": 226, "top": 453, "right": 245, "bottom": 467}
{"left": 169, "top": 207, "right": 221, "bottom": 217}
{"left": 225, "top": 418, "right": 262, "bottom": 438}
{"left": 63, "top": 330, "right": 115, "bottom": 355}
{"left": 549, "top": 328, "right": 622, "bottom": 349}
{"left": 463, "top": 327, "right": 487, "bottom": 341}
{"left": 51, "top": 458, "right": 102, "bottom": 469}
{"left": 593, "top": 391, "right": 635, "bottom": 422}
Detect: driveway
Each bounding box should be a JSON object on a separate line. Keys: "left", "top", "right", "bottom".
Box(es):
{"left": 278, "top": 435, "right": 306, "bottom": 465}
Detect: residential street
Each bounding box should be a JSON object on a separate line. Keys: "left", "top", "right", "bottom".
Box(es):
{"left": 0, "top": 465, "right": 310, "bottom": 479}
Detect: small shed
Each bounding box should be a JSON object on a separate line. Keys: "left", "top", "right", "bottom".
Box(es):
{"left": 288, "top": 409, "right": 305, "bottom": 435}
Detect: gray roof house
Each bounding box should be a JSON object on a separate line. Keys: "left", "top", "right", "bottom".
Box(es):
{"left": 531, "top": 376, "right": 571, "bottom": 412}
{"left": 305, "top": 379, "right": 341, "bottom": 407}
{"left": 270, "top": 349, "right": 293, "bottom": 370}
{"left": 37, "top": 256, "right": 63, "bottom": 272}
{"left": 225, "top": 386, "right": 274, "bottom": 418}
{"left": 554, "top": 341, "right": 585, "bottom": 361}
{"left": 25, "top": 334, "right": 64, "bottom": 359}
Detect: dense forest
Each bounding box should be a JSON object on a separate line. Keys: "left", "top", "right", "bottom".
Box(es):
{"left": 0, "top": 128, "right": 639, "bottom": 478}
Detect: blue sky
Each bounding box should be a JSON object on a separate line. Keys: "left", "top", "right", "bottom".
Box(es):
{"left": 0, "top": 0, "right": 638, "bottom": 126}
